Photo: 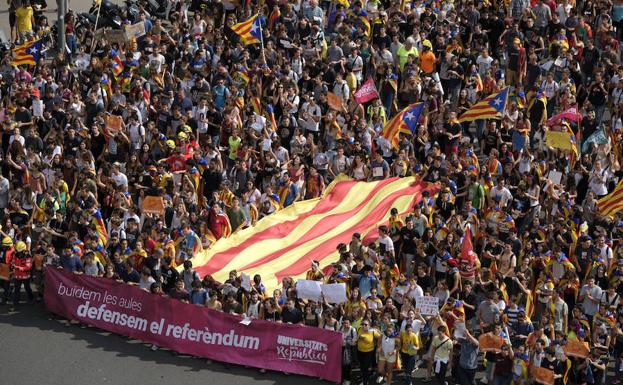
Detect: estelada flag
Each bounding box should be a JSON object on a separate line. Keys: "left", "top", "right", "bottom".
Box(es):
{"left": 231, "top": 14, "right": 262, "bottom": 45}
{"left": 380, "top": 102, "right": 425, "bottom": 148}
{"left": 458, "top": 87, "right": 510, "bottom": 122}
{"left": 353, "top": 78, "right": 380, "bottom": 104}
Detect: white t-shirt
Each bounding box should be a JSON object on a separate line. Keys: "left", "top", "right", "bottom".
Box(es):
{"left": 193, "top": 105, "right": 209, "bottom": 134}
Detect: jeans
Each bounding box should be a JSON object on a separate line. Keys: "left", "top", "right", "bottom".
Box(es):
{"left": 458, "top": 366, "right": 477, "bottom": 385}
{"left": 12, "top": 278, "right": 34, "bottom": 306}
{"left": 67, "top": 34, "right": 78, "bottom": 56}
{"left": 400, "top": 352, "right": 417, "bottom": 385}
{"left": 493, "top": 374, "right": 513, "bottom": 385}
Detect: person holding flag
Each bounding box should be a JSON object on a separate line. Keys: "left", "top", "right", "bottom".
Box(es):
{"left": 380, "top": 102, "right": 425, "bottom": 149}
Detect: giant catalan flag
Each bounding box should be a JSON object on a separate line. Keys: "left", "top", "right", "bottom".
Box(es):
{"left": 380, "top": 102, "right": 424, "bottom": 148}
{"left": 187, "top": 176, "right": 438, "bottom": 289}
{"left": 458, "top": 87, "right": 509, "bottom": 122}
{"left": 12, "top": 39, "right": 44, "bottom": 66}
{"left": 598, "top": 179, "right": 623, "bottom": 217}
{"left": 231, "top": 14, "right": 262, "bottom": 45}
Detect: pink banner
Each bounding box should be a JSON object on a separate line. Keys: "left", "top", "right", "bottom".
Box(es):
{"left": 44, "top": 268, "right": 342, "bottom": 382}
{"left": 354, "top": 78, "right": 379, "bottom": 104}
{"left": 546, "top": 106, "right": 582, "bottom": 125}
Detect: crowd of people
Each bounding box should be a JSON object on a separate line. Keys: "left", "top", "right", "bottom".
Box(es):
{"left": 1, "top": 0, "right": 623, "bottom": 384}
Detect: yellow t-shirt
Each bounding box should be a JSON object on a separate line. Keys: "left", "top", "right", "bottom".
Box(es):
{"left": 400, "top": 331, "right": 421, "bottom": 355}
{"left": 15, "top": 6, "right": 33, "bottom": 33}
{"left": 357, "top": 328, "right": 380, "bottom": 353}
{"left": 397, "top": 46, "right": 419, "bottom": 71}
{"left": 228, "top": 136, "right": 241, "bottom": 160}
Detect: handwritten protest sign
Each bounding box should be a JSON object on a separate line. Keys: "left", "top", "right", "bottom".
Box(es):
{"left": 415, "top": 296, "right": 439, "bottom": 316}
{"left": 478, "top": 333, "right": 505, "bottom": 352}
{"left": 104, "top": 29, "right": 127, "bottom": 44}
{"left": 296, "top": 280, "right": 322, "bottom": 301}
{"left": 105, "top": 114, "right": 124, "bottom": 134}
{"left": 321, "top": 283, "right": 347, "bottom": 304}
{"left": 141, "top": 196, "right": 165, "bottom": 215}
{"left": 125, "top": 22, "right": 146, "bottom": 40}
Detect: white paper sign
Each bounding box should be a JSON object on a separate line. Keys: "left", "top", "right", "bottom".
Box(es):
{"left": 32, "top": 100, "right": 43, "bottom": 117}
{"left": 415, "top": 295, "right": 439, "bottom": 316}
{"left": 321, "top": 283, "right": 347, "bottom": 304}
{"left": 454, "top": 322, "right": 466, "bottom": 339}
{"left": 240, "top": 273, "right": 252, "bottom": 291}
{"left": 296, "top": 279, "right": 323, "bottom": 301}
{"left": 548, "top": 170, "right": 562, "bottom": 185}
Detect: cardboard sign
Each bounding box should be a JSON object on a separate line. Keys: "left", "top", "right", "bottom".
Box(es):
{"left": 531, "top": 366, "right": 555, "bottom": 385}
{"left": 415, "top": 296, "right": 439, "bottom": 316}
{"left": 321, "top": 283, "right": 347, "bottom": 304}
{"left": 105, "top": 29, "right": 127, "bottom": 44}
{"left": 296, "top": 279, "right": 322, "bottom": 301}
{"left": 142, "top": 196, "right": 165, "bottom": 215}
{"left": 478, "top": 333, "right": 505, "bottom": 352}
{"left": 563, "top": 339, "right": 590, "bottom": 358}
{"left": 105, "top": 114, "right": 124, "bottom": 134}
{"left": 125, "top": 22, "right": 146, "bottom": 40}
{"left": 327, "top": 92, "right": 346, "bottom": 112}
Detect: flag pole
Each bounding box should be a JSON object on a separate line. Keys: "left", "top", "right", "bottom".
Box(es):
{"left": 91, "top": 0, "right": 104, "bottom": 53}
{"left": 259, "top": 16, "right": 267, "bottom": 65}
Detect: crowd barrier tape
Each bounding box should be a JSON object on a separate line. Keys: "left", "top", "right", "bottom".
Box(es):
{"left": 44, "top": 268, "right": 343, "bottom": 382}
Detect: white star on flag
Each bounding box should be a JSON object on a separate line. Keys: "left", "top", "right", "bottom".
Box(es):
{"left": 28, "top": 47, "right": 38, "bottom": 54}
{"left": 404, "top": 111, "right": 415, "bottom": 121}
{"left": 492, "top": 97, "right": 502, "bottom": 107}
{"left": 250, "top": 22, "right": 259, "bottom": 34}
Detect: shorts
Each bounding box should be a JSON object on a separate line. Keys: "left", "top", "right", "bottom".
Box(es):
{"left": 9, "top": 11, "right": 16, "bottom": 28}
{"left": 379, "top": 352, "right": 397, "bottom": 364}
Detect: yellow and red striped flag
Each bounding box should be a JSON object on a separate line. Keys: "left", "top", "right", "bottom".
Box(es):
{"left": 251, "top": 96, "right": 262, "bottom": 115}
{"left": 598, "top": 179, "right": 623, "bottom": 217}
{"left": 231, "top": 14, "right": 262, "bottom": 45}
{"left": 458, "top": 87, "right": 510, "bottom": 122}
{"left": 182, "top": 177, "right": 438, "bottom": 289}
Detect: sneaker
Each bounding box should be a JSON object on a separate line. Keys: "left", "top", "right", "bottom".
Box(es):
{"left": 8, "top": 306, "right": 15, "bottom": 312}
{"left": 150, "top": 344, "right": 158, "bottom": 351}
{"left": 414, "top": 359, "right": 423, "bottom": 368}
{"left": 342, "top": 381, "right": 351, "bottom": 385}
{"left": 259, "top": 369, "right": 266, "bottom": 373}
{"left": 206, "top": 360, "right": 213, "bottom": 364}
{"left": 376, "top": 375, "right": 384, "bottom": 384}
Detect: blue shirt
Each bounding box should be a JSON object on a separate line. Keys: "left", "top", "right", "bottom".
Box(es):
{"left": 191, "top": 289, "right": 208, "bottom": 305}
{"left": 60, "top": 254, "right": 83, "bottom": 272}
{"left": 284, "top": 184, "right": 299, "bottom": 207}
{"left": 212, "top": 85, "right": 229, "bottom": 110}
{"left": 459, "top": 337, "right": 479, "bottom": 369}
